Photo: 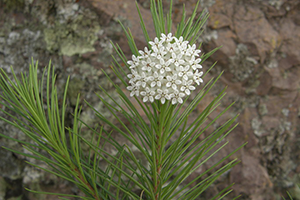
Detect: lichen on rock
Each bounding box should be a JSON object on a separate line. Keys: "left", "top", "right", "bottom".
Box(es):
{"left": 43, "top": 17, "right": 100, "bottom": 56}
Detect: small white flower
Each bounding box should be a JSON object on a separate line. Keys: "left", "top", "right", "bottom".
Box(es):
{"left": 189, "top": 55, "right": 201, "bottom": 65}
{"left": 139, "top": 47, "right": 151, "bottom": 58}
{"left": 189, "top": 44, "right": 197, "bottom": 51}
{"left": 127, "top": 70, "right": 140, "bottom": 82}
{"left": 127, "top": 84, "right": 140, "bottom": 97}
{"left": 140, "top": 87, "right": 155, "bottom": 103}
{"left": 193, "top": 70, "right": 203, "bottom": 85}
{"left": 180, "top": 80, "right": 196, "bottom": 95}
{"left": 178, "top": 65, "right": 193, "bottom": 81}
{"left": 166, "top": 74, "right": 181, "bottom": 90}
{"left": 161, "top": 33, "right": 173, "bottom": 43}
{"left": 170, "top": 90, "right": 185, "bottom": 104}
{"left": 155, "top": 89, "right": 170, "bottom": 104}
{"left": 171, "top": 52, "right": 185, "bottom": 67}
{"left": 175, "top": 36, "right": 184, "bottom": 45}
{"left": 151, "top": 46, "right": 166, "bottom": 59}
{"left": 175, "top": 36, "right": 189, "bottom": 49}
{"left": 135, "top": 72, "right": 148, "bottom": 88}
{"left": 127, "top": 73, "right": 135, "bottom": 81}
{"left": 155, "top": 58, "right": 171, "bottom": 74}
{"left": 127, "top": 55, "right": 139, "bottom": 69}
{"left": 149, "top": 71, "right": 163, "bottom": 88}
{"left": 141, "top": 57, "right": 155, "bottom": 72}
{"left": 165, "top": 42, "right": 176, "bottom": 53}
{"left": 192, "top": 49, "right": 201, "bottom": 57}
{"left": 149, "top": 37, "right": 162, "bottom": 50}
{"left": 189, "top": 56, "right": 202, "bottom": 70}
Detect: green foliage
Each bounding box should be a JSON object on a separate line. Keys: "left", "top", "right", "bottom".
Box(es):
{"left": 283, "top": 184, "right": 300, "bottom": 200}
{"left": 0, "top": 0, "right": 244, "bottom": 199}
{"left": 0, "top": 62, "right": 108, "bottom": 199}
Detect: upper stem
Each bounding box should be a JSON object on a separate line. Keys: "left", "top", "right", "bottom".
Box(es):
{"left": 153, "top": 101, "right": 170, "bottom": 200}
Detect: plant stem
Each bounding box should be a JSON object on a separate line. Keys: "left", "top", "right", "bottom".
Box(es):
{"left": 153, "top": 102, "right": 168, "bottom": 200}
{"left": 69, "top": 160, "right": 101, "bottom": 200}
{"left": 154, "top": 121, "right": 162, "bottom": 200}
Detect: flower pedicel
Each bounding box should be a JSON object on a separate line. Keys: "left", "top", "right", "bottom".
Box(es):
{"left": 127, "top": 33, "right": 203, "bottom": 104}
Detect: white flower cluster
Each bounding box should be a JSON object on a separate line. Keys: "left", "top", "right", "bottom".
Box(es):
{"left": 127, "top": 33, "right": 203, "bottom": 104}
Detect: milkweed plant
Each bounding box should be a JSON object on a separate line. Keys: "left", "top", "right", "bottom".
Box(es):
{"left": 0, "top": 1, "right": 244, "bottom": 199}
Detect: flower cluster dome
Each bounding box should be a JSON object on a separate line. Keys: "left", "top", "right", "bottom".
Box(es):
{"left": 127, "top": 33, "right": 203, "bottom": 104}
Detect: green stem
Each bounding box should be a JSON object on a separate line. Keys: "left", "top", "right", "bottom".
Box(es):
{"left": 153, "top": 101, "right": 170, "bottom": 200}
{"left": 154, "top": 122, "right": 162, "bottom": 199}
{"left": 70, "top": 163, "right": 101, "bottom": 200}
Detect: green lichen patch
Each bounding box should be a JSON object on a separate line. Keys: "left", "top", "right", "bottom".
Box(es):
{"left": 43, "top": 15, "right": 100, "bottom": 56}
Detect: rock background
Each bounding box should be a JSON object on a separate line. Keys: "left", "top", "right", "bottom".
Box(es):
{"left": 0, "top": 0, "right": 299, "bottom": 199}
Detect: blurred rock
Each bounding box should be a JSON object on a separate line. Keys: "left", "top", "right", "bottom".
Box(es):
{"left": 231, "top": 153, "right": 273, "bottom": 200}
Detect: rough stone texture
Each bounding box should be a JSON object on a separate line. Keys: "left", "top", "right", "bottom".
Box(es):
{"left": 205, "top": 1, "right": 300, "bottom": 199}
{"left": 0, "top": 0, "right": 299, "bottom": 199}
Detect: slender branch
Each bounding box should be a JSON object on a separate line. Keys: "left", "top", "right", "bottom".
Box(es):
{"left": 154, "top": 119, "right": 162, "bottom": 200}
{"left": 153, "top": 102, "right": 168, "bottom": 200}
{"left": 70, "top": 163, "right": 101, "bottom": 200}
